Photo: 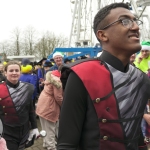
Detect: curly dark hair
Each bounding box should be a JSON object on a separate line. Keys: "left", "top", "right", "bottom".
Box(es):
{"left": 93, "top": 2, "right": 129, "bottom": 42}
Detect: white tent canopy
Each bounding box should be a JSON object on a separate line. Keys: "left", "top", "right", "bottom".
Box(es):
{"left": 7, "top": 55, "right": 35, "bottom": 62}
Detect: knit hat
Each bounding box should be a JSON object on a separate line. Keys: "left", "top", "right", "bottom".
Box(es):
{"left": 53, "top": 52, "right": 64, "bottom": 59}
{"left": 21, "top": 58, "right": 30, "bottom": 66}
{"left": 64, "top": 58, "right": 71, "bottom": 63}
{"left": 38, "top": 57, "right": 47, "bottom": 64}
{"left": 43, "top": 60, "right": 53, "bottom": 67}
{"left": 51, "top": 70, "right": 61, "bottom": 77}
{"left": 21, "top": 58, "right": 32, "bottom": 73}
{"left": 141, "top": 41, "right": 150, "bottom": 51}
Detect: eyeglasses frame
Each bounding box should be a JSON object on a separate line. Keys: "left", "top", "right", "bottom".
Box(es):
{"left": 101, "top": 18, "right": 143, "bottom": 30}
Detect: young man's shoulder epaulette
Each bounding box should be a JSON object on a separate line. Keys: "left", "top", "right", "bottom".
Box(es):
{"left": 61, "top": 57, "right": 98, "bottom": 90}
{"left": 61, "top": 57, "right": 97, "bottom": 72}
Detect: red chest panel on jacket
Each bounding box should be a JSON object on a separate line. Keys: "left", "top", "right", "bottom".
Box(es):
{"left": 0, "top": 82, "right": 19, "bottom": 124}
{"left": 72, "top": 60, "right": 126, "bottom": 150}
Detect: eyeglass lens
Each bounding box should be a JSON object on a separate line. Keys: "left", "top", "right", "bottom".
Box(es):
{"left": 122, "top": 19, "right": 142, "bottom": 29}
{"left": 54, "top": 57, "right": 62, "bottom": 59}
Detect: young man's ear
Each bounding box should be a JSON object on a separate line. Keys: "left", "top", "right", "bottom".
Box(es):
{"left": 96, "top": 30, "right": 108, "bottom": 42}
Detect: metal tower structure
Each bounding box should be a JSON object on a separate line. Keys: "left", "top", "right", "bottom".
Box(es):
{"left": 135, "top": 0, "right": 150, "bottom": 40}
{"left": 69, "top": 0, "right": 150, "bottom": 48}
{"left": 69, "top": 0, "right": 95, "bottom": 47}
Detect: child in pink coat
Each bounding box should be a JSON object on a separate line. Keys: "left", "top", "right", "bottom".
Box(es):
{"left": 36, "top": 70, "right": 63, "bottom": 150}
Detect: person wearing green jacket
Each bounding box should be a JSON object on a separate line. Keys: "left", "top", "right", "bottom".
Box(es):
{"left": 134, "top": 41, "right": 150, "bottom": 73}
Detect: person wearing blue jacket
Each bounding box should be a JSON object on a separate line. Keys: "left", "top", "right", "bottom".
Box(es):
{"left": 19, "top": 58, "right": 38, "bottom": 109}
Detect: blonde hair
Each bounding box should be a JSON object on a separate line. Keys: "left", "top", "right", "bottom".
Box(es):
{"left": 46, "top": 71, "right": 62, "bottom": 89}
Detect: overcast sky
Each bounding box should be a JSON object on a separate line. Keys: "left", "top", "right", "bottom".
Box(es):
{"left": 0, "top": 0, "right": 72, "bottom": 41}
{"left": 1, "top": 0, "right": 149, "bottom": 44}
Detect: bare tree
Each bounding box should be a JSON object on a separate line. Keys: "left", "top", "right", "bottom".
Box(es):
{"left": 34, "top": 41, "right": 42, "bottom": 59}
{"left": 23, "top": 26, "right": 37, "bottom": 55}
{"left": 42, "top": 37, "right": 47, "bottom": 57}
{"left": 0, "top": 41, "right": 14, "bottom": 57}
{"left": 22, "top": 37, "right": 29, "bottom": 55}
{"left": 34, "top": 31, "right": 68, "bottom": 58}
{"left": 11, "top": 27, "right": 21, "bottom": 55}
{"left": 0, "top": 27, "right": 68, "bottom": 60}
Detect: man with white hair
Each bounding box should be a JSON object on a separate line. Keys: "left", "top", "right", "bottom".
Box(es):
{"left": 50, "top": 52, "right": 64, "bottom": 71}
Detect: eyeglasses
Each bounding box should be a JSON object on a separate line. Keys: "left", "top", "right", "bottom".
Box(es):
{"left": 101, "top": 18, "right": 143, "bottom": 30}
{"left": 54, "top": 57, "right": 62, "bottom": 60}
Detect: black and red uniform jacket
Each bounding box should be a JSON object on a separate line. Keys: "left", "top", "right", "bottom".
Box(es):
{"left": 58, "top": 50, "right": 150, "bottom": 150}
{"left": 0, "top": 80, "right": 37, "bottom": 128}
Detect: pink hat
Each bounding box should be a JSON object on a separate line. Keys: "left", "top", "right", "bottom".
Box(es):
{"left": 51, "top": 70, "right": 61, "bottom": 77}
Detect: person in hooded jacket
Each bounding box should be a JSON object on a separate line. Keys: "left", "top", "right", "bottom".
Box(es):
{"left": 19, "top": 58, "right": 38, "bottom": 109}
{"left": 36, "top": 69, "right": 63, "bottom": 150}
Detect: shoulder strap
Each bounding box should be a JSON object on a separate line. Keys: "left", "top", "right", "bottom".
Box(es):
{"left": 60, "top": 58, "right": 97, "bottom": 90}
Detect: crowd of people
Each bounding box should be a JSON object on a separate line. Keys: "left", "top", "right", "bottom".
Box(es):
{"left": 0, "top": 51, "right": 66, "bottom": 150}
{"left": 0, "top": 48, "right": 102, "bottom": 150}
{"left": 1, "top": 2, "right": 150, "bottom": 150}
